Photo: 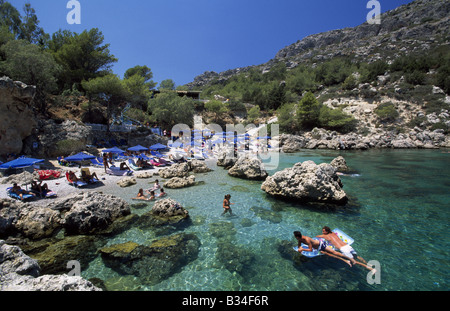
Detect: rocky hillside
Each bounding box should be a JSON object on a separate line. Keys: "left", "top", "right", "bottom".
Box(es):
{"left": 186, "top": 0, "right": 449, "bottom": 88}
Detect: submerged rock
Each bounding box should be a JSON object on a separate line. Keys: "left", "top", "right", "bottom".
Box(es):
{"left": 99, "top": 233, "right": 201, "bottom": 285}
{"left": 261, "top": 160, "right": 348, "bottom": 205}
{"left": 27, "top": 235, "right": 101, "bottom": 275}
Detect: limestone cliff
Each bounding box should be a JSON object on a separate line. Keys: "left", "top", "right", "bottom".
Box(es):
{"left": 0, "top": 76, "right": 36, "bottom": 156}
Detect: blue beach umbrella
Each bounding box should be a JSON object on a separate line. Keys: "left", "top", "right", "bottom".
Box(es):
{"left": 127, "top": 145, "right": 148, "bottom": 152}
{"left": 170, "top": 141, "right": 184, "bottom": 148}
{"left": 65, "top": 152, "right": 96, "bottom": 162}
{"left": 150, "top": 143, "right": 168, "bottom": 150}
{"left": 0, "top": 157, "right": 44, "bottom": 169}
{"left": 102, "top": 146, "right": 125, "bottom": 154}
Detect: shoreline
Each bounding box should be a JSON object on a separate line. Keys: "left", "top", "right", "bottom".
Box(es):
{"left": 0, "top": 160, "right": 168, "bottom": 205}
{"left": 1, "top": 145, "right": 447, "bottom": 205}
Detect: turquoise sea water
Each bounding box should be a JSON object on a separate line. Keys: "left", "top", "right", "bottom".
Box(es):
{"left": 82, "top": 149, "right": 449, "bottom": 291}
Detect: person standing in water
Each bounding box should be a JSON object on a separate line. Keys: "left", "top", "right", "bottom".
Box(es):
{"left": 222, "top": 194, "right": 234, "bottom": 215}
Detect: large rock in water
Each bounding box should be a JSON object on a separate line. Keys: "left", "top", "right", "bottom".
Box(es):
{"left": 261, "top": 160, "right": 348, "bottom": 205}
{"left": 0, "top": 77, "right": 36, "bottom": 156}
{"left": 228, "top": 155, "right": 268, "bottom": 180}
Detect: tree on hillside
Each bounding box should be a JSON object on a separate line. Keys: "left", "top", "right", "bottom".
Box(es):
{"left": 318, "top": 106, "right": 358, "bottom": 133}
{"left": 148, "top": 90, "right": 194, "bottom": 129}
{"left": 124, "top": 65, "right": 157, "bottom": 90}
{"left": 0, "top": 1, "right": 47, "bottom": 45}
{"left": 0, "top": 39, "right": 61, "bottom": 113}
{"left": 205, "top": 99, "right": 228, "bottom": 123}
{"left": 159, "top": 79, "right": 176, "bottom": 90}
{"left": 296, "top": 91, "right": 321, "bottom": 130}
{"left": 265, "top": 82, "right": 286, "bottom": 110}
{"left": 122, "top": 74, "right": 151, "bottom": 110}
{"left": 0, "top": 0, "right": 21, "bottom": 36}
{"left": 82, "top": 74, "right": 129, "bottom": 132}
{"left": 51, "top": 28, "right": 117, "bottom": 91}
{"left": 277, "top": 102, "right": 298, "bottom": 133}
{"left": 18, "top": 3, "right": 47, "bottom": 45}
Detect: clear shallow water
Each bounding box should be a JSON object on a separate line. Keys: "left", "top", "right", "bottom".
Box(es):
{"left": 83, "top": 149, "right": 449, "bottom": 291}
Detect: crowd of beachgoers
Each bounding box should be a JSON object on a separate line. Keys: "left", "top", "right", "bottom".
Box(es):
{"left": 0, "top": 129, "right": 276, "bottom": 204}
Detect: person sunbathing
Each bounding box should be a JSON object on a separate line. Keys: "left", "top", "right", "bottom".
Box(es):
{"left": 68, "top": 171, "right": 80, "bottom": 182}
{"left": 31, "top": 180, "right": 49, "bottom": 196}
{"left": 81, "top": 169, "right": 99, "bottom": 183}
{"left": 59, "top": 156, "right": 69, "bottom": 166}
{"left": 11, "top": 183, "right": 36, "bottom": 200}
{"left": 120, "top": 162, "right": 131, "bottom": 171}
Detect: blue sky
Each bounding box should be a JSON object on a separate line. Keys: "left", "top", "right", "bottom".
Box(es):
{"left": 8, "top": 0, "right": 415, "bottom": 87}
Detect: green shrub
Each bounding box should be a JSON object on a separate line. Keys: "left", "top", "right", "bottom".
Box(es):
{"left": 55, "top": 139, "right": 85, "bottom": 156}
{"left": 318, "top": 106, "right": 358, "bottom": 133}
{"left": 375, "top": 102, "right": 399, "bottom": 123}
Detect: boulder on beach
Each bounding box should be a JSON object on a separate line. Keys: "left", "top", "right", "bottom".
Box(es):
{"left": 261, "top": 160, "right": 348, "bottom": 205}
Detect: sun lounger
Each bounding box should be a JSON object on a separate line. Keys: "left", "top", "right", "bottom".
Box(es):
{"left": 107, "top": 166, "right": 133, "bottom": 176}
{"left": 90, "top": 157, "right": 104, "bottom": 168}
{"left": 30, "top": 188, "right": 57, "bottom": 199}
{"left": 80, "top": 168, "right": 100, "bottom": 184}
{"left": 149, "top": 158, "right": 164, "bottom": 167}
{"left": 65, "top": 172, "right": 88, "bottom": 188}
{"left": 128, "top": 159, "right": 142, "bottom": 171}
{"left": 6, "top": 187, "right": 35, "bottom": 201}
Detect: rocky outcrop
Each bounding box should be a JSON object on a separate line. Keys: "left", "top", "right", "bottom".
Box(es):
{"left": 0, "top": 198, "right": 60, "bottom": 240}
{"left": 35, "top": 119, "right": 93, "bottom": 157}
{"left": 158, "top": 162, "right": 191, "bottom": 178}
{"left": 228, "top": 155, "right": 268, "bottom": 180}
{"left": 0, "top": 240, "right": 101, "bottom": 291}
{"left": 216, "top": 150, "right": 238, "bottom": 169}
{"left": 151, "top": 198, "right": 189, "bottom": 219}
{"left": 0, "top": 77, "right": 36, "bottom": 156}
{"left": 0, "top": 192, "right": 131, "bottom": 240}
{"left": 54, "top": 192, "right": 131, "bottom": 236}
{"left": 330, "top": 156, "right": 349, "bottom": 172}
{"left": 163, "top": 175, "right": 196, "bottom": 189}
{"left": 188, "top": 159, "right": 213, "bottom": 173}
{"left": 279, "top": 126, "right": 449, "bottom": 152}
{"left": 117, "top": 176, "right": 137, "bottom": 187}
{"left": 137, "top": 198, "right": 190, "bottom": 232}
{"left": 261, "top": 160, "right": 348, "bottom": 205}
